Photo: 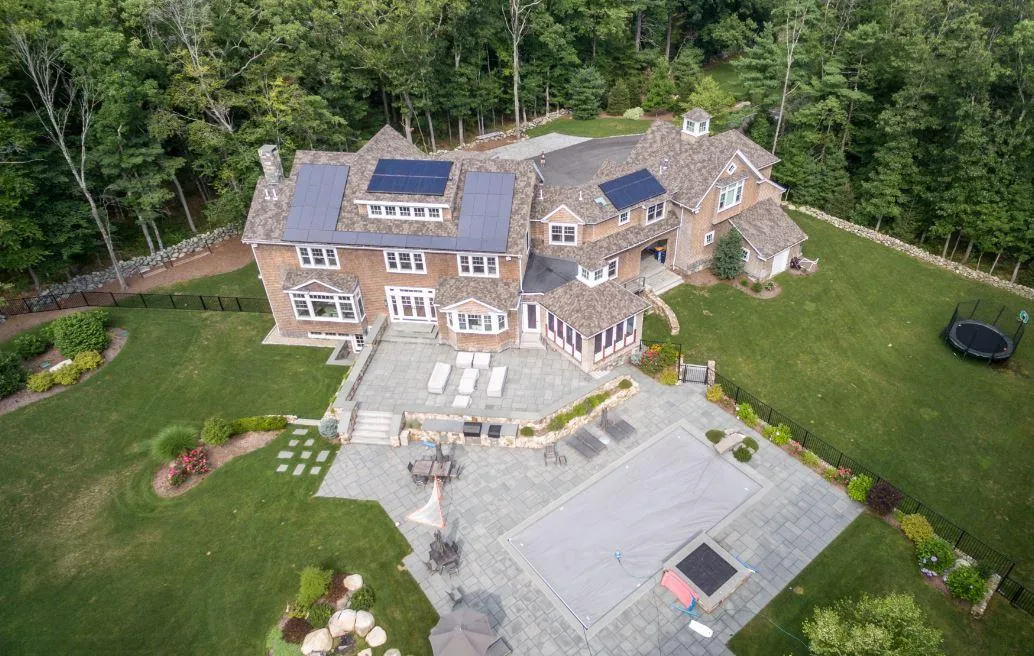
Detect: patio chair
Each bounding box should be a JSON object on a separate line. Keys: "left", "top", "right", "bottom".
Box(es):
{"left": 427, "top": 362, "right": 451, "bottom": 394}
{"left": 472, "top": 352, "right": 491, "bottom": 369}
{"left": 447, "top": 586, "right": 465, "bottom": 608}
{"left": 456, "top": 352, "right": 474, "bottom": 368}
{"left": 486, "top": 366, "right": 507, "bottom": 398}
{"left": 458, "top": 368, "right": 479, "bottom": 394}
{"left": 544, "top": 443, "right": 557, "bottom": 465}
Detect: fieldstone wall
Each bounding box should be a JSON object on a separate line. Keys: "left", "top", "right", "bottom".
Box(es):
{"left": 450, "top": 110, "right": 570, "bottom": 152}
{"left": 786, "top": 204, "right": 1034, "bottom": 302}
{"left": 38, "top": 226, "right": 239, "bottom": 297}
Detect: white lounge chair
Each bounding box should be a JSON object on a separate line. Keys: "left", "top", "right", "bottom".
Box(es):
{"left": 487, "top": 366, "right": 507, "bottom": 398}
{"left": 472, "top": 352, "right": 491, "bottom": 369}
{"left": 456, "top": 352, "right": 474, "bottom": 368}
{"left": 427, "top": 362, "right": 451, "bottom": 394}
{"left": 458, "top": 368, "right": 479, "bottom": 394}
{"left": 452, "top": 395, "right": 471, "bottom": 408}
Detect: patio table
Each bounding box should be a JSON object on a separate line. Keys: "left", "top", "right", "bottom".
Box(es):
{"left": 411, "top": 458, "right": 455, "bottom": 479}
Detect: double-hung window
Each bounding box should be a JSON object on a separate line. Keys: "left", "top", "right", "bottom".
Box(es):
{"left": 741, "top": 248, "right": 750, "bottom": 262}
{"left": 618, "top": 210, "right": 630, "bottom": 225}
{"left": 718, "top": 179, "right": 745, "bottom": 211}
{"left": 289, "top": 290, "right": 365, "bottom": 323}
{"left": 457, "top": 254, "right": 499, "bottom": 277}
{"left": 384, "top": 250, "right": 426, "bottom": 273}
{"left": 607, "top": 258, "right": 619, "bottom": 279}
{"left": 297, "top": 246, "right": 339, "bottom": 269}
{"left": 704, "top": 231, "right": 715, "bottom": 246}
{"left": 645, "top": 202, "right": 664, "bottom": 223}
{"left": 549, "top": 224, "right": 577, "bottom": 245}
{"left": 449, "top": 312, "right": 507, "bottom": 334}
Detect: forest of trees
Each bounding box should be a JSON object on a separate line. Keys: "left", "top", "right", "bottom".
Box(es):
{"left": 0, "top": 0, "right": 1031, "bottom": 291}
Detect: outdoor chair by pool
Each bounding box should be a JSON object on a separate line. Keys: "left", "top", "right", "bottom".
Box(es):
{"left": 427, "top": 362, "right": 452, "bottom": 394}
{"left": 456, "top": 352, "right": 474, "bottom": 368}
{"left": 458, "top": 368, "right": 479, "bottom": 394}
{"left": 472, "top": 352, "right": 491, "bottom": 369}
{"left": 486, "top": 366, "right": 507, "bottom": 398}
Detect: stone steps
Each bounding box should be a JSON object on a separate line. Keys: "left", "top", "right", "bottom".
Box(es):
{"left": 382, "top": 323, "right": 439, "bottom": 345}
{"left": 350, "top": 410, "right": 395, "bottom": 445}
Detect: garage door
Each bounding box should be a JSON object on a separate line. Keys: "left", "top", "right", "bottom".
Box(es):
{"left": 771, "top": 249, "right": 790, "bottom": 275}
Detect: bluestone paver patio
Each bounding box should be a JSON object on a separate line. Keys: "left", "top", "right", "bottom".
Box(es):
{"left": 317, "top": 369, "right": 861, "bottom": 655}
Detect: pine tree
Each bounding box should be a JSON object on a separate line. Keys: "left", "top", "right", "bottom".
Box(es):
{"left": 607, "top": 79, "right": 632, "bottom": 114}
{"left": 567, "top": 67, "right": 607, "bottom": 120}
{"left": 712, "top": 229, "right": 745, "bottom": 279}
{"left": 643, "top": 60, "right": 677, "bottom": 115}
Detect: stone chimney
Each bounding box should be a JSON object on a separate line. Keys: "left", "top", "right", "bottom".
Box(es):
{"left": 681, "top": 108, "right": 711, "bottom": 141}
{"left": 258, "top": 144, "right": 283, "bottom": 185}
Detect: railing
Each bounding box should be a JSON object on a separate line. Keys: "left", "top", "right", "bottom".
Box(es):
{"left": 2, "top": 291, "right": 271, "bottom": 317}
{"left": 711, "top": 370, "right": 1034, "bottom": 617}
{"left": 623, "top": 276, "right": 647, "bottom": 295}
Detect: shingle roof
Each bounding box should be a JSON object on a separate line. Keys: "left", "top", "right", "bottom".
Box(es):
{"left": 281, "top": 269, "right": 359, "bottom": 293}
{"left": 435, "top": 276, "right": 521, "bottom": 312}
{"left": 730, "top": 199, "right": 808, "bottom": 259}
{"left": 683, "top": 108, "right": 711, "bottom": 121}
{"left": 532, "top": 212, "right": 680, "bottom": 270}
{"left": 539, "top": 281, "right": 650, "bottom": 336}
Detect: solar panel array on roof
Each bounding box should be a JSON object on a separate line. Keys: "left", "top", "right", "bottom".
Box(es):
{"left": 367, "top": 158, "right": 453, "bottom": 195}
{"left": 281, "top": 170, "right": 516, "bottom": 253}
{"left": 598, "top": 168, "right": 666, "bottom": 211}
{"left": 285, "top": 164, "right": 350, "bottom": 233}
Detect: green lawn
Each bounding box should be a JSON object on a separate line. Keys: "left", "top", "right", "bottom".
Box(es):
{"left": 645, "top": 211, "right": 1034, "bottom": 580}
{"left": 526, "top": 117, "right": 654, "bottom": 138}
{"left": 0, "top": 310, "right": 437, "bottom": 654}
{"left": 729, "top": 513, "right": 1034, "bottom": 655}
{"left": 152, "top": 260, "right": 265, "bottom": 297}
{"left": 704, "top": 59, "right": 746, "bottom": 99}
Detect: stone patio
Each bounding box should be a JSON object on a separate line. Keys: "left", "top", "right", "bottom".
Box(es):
{"left": 354, "top": 341, "right": 612, "bottom": 418}
{"left": 318, "top": 370, "right": 861, "bottom": 655}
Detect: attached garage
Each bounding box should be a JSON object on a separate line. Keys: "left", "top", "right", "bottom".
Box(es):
{"left": 730, "top": 199, "right": 808, "bottom": 281}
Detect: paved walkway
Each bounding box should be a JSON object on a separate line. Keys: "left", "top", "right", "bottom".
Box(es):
{"left": 318, "top": 370, "right": 860, "bottom": 655}
{"left": 354, "top": 342, "right": 609, "bottom": 418}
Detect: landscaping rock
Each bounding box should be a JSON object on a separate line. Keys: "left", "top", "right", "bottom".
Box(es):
{"left": 384, "top": 649, "right": 402, "bottom": 656}
{"left": 366, "top": 626, "right": 387, "bottom": 647}
{"left": 357, "top": 650, "right": 372, "bottom": 656}
{"left": 300, "top": 628, "right": 334, "bottom": 655}
{"left": 328, "top": 609, "right": 357, "bottom": 637}
{"left": 343, "top": 573, "right": 363, "bottom": 591}
{"left": 354, "top": 610, "right": 375, "bottom": 637}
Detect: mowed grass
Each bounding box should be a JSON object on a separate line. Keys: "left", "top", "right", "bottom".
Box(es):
{"left": 526, "top": 117, "right": 653, "bottom": 138}
{"left": 0, "top": 310, "right": 437, "bottom": 655}
{"left": 644, "top": 211, "right": 1034, "bottom": 578}
{"left": 729, "top": 514, "right": 1034, "bottom": 655}
{"left": 152, "top": 260, "right": 265, "bottom": 297}
{"left": 704, "top": 58, "right": 746, "bottom": 99}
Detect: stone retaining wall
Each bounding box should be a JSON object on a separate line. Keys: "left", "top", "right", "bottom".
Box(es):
{"left": 786, "top": 204, "right": 1034, "bottom": 301}
{"left": 38, "top": 226, "right": 239, "bottom": 297}
{"left": 450, "top": 110, "right": 570, "bottom": 152}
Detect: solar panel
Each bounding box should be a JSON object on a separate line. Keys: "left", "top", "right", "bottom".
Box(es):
{"left": 284, "top": 164, "right": 349, "bottom": 233}
{"left": 367, "top": 158, "right": 453, "bottom": 196}
{"left": 598, "top": 168, "right": 666, "bottom": 211}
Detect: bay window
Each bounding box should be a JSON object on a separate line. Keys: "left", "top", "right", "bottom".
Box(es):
{"left": 448, "top": 312, "right": 507, "bottom": 334}
{"left": 457, "top": 254, "right": 499, "bottom": 277}
{"left": 289, "top": 290, "right": 365, "bottom": 323}
{"left": 297, "top": 246, "right": 339, "bottom": 269}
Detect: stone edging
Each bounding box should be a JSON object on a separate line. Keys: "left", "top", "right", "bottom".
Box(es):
{"left": 786, "top": 204, "right": 1034, "bottom": 301}
{"left": 643, "top": 288, "right": 680, "bottom": 335}
{"left": 38, "top": 225, "right": 239, "bottom": 297}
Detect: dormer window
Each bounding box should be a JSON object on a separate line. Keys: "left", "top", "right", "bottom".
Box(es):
{"left": 578, "top": 265, "right": 607, "bottom": 287}
{"left": 717, "top": 179, "right": 744, "bottom": 211}
{"left": 363, "top": 202, "right": 445, "bottom": 221}
{"left": 550, "top": 223, "right": 577, "bottom": 245}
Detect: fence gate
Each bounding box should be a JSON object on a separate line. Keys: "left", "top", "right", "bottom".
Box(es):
{"left": 680, "top": 363, "right": 709, "bottom": 384}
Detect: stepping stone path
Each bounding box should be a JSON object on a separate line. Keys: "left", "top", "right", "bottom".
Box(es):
{"left": 316, "top": 451, "right": 330, "bottom": 463}
{"left": 293, "top": 428, "right": 308, "bottom": 435}
{"left": 293, "top": 464, "right": 306, "bottom": 476}
{"left": 277, "top": 451, "right": 293, "bottom": 459}
{"left": 304, "top": 438, "right": 315, "bottom": 446}
{"left": 301, "top": 451, "right": 312, "bottom": 460}
{"left": 310, "top": 467, "right": 321, "bottom": 475}
{"left": 289, "top": 440, "right": 299, "bottom": 447}
{"left": 275, "top": 430, "right": 332, "bottom": 475}
{"left": 276, "top": 464, "right": 288, "bottom": 473}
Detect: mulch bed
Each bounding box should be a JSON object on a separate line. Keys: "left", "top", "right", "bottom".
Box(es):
{"left": 682, "top": 269, "right": 783, "bottom": 298}
{"left": 152, "top": 430, "right": 281, "bottom": 498}
{"left": 0, "top": 327, "right": 128, "bottom": 418}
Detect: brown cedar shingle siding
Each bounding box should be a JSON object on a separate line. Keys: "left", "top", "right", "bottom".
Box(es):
{"left": 730, "top": 199, "right": 809, "bottom": 259}
{"left": 538, "top": 281, "right": 649, "bottom": 337}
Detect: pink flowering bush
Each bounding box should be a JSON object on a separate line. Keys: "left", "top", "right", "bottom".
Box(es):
{"left": 166, "top": 447, "right": 210, "bottom": 486}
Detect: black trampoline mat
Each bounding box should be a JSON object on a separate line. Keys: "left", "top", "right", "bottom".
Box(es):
{"left": 675, "top": 543, "right": 737, "bottom": 596}
{"left": 954, "top": 321, "right": 1008, "bottom": 353}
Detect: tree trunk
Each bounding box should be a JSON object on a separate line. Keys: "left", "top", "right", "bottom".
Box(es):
{"left": 458, "top": 116, "right": 465, "bottom": 144}
{"left": 381, "top": 87, "right": 390, "bottom": 125}
{"left": 962, "top": 239, "right": 974, "bottom": 263}
{"left": 512, "top": 32, "right": 522, "bottom": 140}
{"left": 919, "top": 230, "right": 927, "bottom": 244}
{"left": 425, "top": 109, "right": 437, "bottom": 152}
{"left": 989, "top": 251, "right": 1002, "bottom": 275}
{"left": 545, "top": 82, "right": 551, "bottom": 114}
{"left": 635, "top": 11, "right": 643, "bottom": 52}
{"left": 975, "top": 250, "right": 984, "bottom": 270}
{"left": 950, "top": 232, "right": 963, "bottom": 259}
{"left": 874, "top": 216, "right": 882, "bottom": 233}
{"left": 447, "top": 111, "right": 453, "bottom": 143}
{"left": 941, "top": 234, "right": 951, "bottom": 259}
{"left": 402, "top": 92, "right": 415, "bottom": 143}
{"left": 665, "top": 12, "right": 673, "bottom": 60}
{"left": 27, "top": 266, "right": 41, "bottom": 292}
{"left": 171, "top": 172, "right": 197, "bottom": 233}
{"left": 1011, "top": 258, "right": 1024, "bottom": 283}
{"left": 194, "top": 174, "right": 210, "bottom": 202}
{"left": 138, "top": 217, "right": 155, "bottom": 255}
{"left": 150, "top": 219, "right": 165, "bottom": 251}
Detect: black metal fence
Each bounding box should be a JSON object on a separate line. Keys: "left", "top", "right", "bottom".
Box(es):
{"left": 712, "top": 370, "right": 1034, "bottom": 617}
{"left": 2, "top": 290, "right": 271, "bottom": 317}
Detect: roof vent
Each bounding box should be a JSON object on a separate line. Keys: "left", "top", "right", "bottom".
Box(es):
{"left": 538, "top": 184, "right": 544, "bottom": 200}
{"left": 659, "top": 158, "right": 670, "bottom": 175}
{"left": 578, "top": 190, "right": 584, "bottom": 201}
{"left": 263, "top": 186, "right": 278, "bottom": 201}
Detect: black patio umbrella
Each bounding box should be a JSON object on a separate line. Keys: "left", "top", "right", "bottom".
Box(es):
{"left": 428, "top": 609, "right": 497, "bottom": 656}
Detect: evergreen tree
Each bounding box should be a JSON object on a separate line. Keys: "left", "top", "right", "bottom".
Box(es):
{"left": 606, "top": 79, "right": 631, "bottom": 114}
{"left": 685, "top": 76, "right": 735, "bottom": 116}
{"left": 643, "top": 60, "right": 676, "bottom": 114}
{"left": 672, "top": 46, "right": 703, "bottom": 99}
{"left": 567, "top": 66, "right": 607, "bottom": 120}
{"left": 712, "top": 229, "right": 744, "bottom": 279}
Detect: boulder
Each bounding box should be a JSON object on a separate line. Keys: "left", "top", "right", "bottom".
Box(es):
{"left": 357, "top": 650, "right": 372, "bottom": 656}
{"left": 366, "top": 626, "right": 387, "bottom": 647}
{"left": 385, "top": 650, "right": 402, "bottom": 656}
{"left": 300, "top": 628, "right": 334, "bottom": 655}
{"left": 354, "top": 610, "right": 375, "bottom": 637}
{"left": 328, "top": 609, "right": 357, "bottom": 637}
{"left": 343, "top": 573, "right": 363, "bottom": 591}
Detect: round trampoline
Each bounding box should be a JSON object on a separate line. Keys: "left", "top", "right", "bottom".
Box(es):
{"left": 946, "top": 319, "right": 1014, "bottom": 362}
{"left": 942, "top": 300, "right": 1026, "bottom": 363}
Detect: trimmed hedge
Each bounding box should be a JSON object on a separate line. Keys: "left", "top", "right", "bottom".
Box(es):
{"left": 201, "top": 417, "right": 233, "bottom": 446}
{"left": 0, "top": 351, "right": 27, "bottom": 398}
{"left": 12, "top": 332, "right": 50, "bottom": 359}
{"left": 27, "top": 371, "right": 56, "bottom": 392}
{"left": 847, "top": 474, "right": 874, "bottom": 502}
{"left": 901, "top": 514, "right": 935, "bottom": 544}
{"left": 230, "top": 415, "right": 289, "bottom": 434}
{"left": 546, "top": 391, "right": 611, "bottom": 431}
{"left": 51, "top": 310, "right": 108, "bottom": 358}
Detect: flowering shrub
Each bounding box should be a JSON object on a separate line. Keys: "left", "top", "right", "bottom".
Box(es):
{"left": 847, "top": 474, "right": 874, "bottom": 502}
{"left": 901, "top": 514, "right": 935, "bottom": 544}
{"left": 833, "top": 467, "right": 853, "bottom": 484}
{"left": 762, "top": 423, "right": 792, "bottom": 445}
{"left": 822, "top": 467, "right": 837, "bottom": 482}
{"left": 179, "top": 447, "right": 210, "bottom": 475}
{"left": 658, "top": 367, "right": 679, "bottom": 385}
{"left": 705, "top": 384, "right": 725, "bottom": 403}
{"left": 787, "top": 440, "right": 805, "bottom": 455}
{"left": 800, "top": 450, "right": 822, "bottom": 468}
{"left": 636, "top": 343, "right": 680, "bottom": 376}
{"left": 735, "top": 403, "right": 760, "bottom": 428}
{"left": 946, "top": 565, "right": 988, "bottom": 603}
{"left": 167, "top": 463, "right": 190, "bottom": 487}
{"left": 916, "top": 537, "right": 956, "bottom": 575}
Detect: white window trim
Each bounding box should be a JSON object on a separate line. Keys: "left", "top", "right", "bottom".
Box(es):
{"left": 383, "top": 249, "right": 427, "bottom": 274}
{"left": 645, "top": 202, "right": 665, "bottom": 224}
{"left": 549, "top": 223, "right": 578, "bottom": 245}
{"left": 704, "top": 230, "right": 715, "bottom": 246}
{"left": 447, "top": 311, "right": 507, "bottom": 334}
{"left": 717, "top": 179, "right": 745, "bottom": 212}
{"left": 726, "top": 162, "right": 737, "bottom": 174}
{"left": 741, "top": 248, "right": 750, "bottom": 262}
{"left": 618, "top": 210, "right": 630, "bottom": 225}
{"left": 296, "top": 246, "right": 340, "bottom": 270}
{"left": 577, "top": 265, "right": 608, "bottom": 287}
{"left": 457, "top": 253, "right": 500, "bottom": 278}
{"left": 289, "top": 290, "right": 365, "bottom": 323}
{"left": 593, "top": 316, "right": 637, "bottom": 362}
{"left": 364, "top": 202, "right": 445, "bottom": 221}
{"left": 545, "top": 311, "right": 583, "bottom": 362}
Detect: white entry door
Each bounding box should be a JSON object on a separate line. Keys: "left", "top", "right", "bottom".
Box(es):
{"left": 771, "top": 249, "right": 790, "bottom": 275}
{"left": 386, "top": 287, "right": 436, "bottom": 323}
{"left": 523, "top": 303, "right": 539, "bottom": 332}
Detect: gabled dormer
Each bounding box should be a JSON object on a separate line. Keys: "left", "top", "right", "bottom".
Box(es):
{"left": 681, "top": 108, "right": 711, "bottom": 140}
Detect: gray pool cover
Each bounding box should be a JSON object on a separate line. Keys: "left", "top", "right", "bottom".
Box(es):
{"left": 508, "top": 428, "right": 760, "bottom": 630}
